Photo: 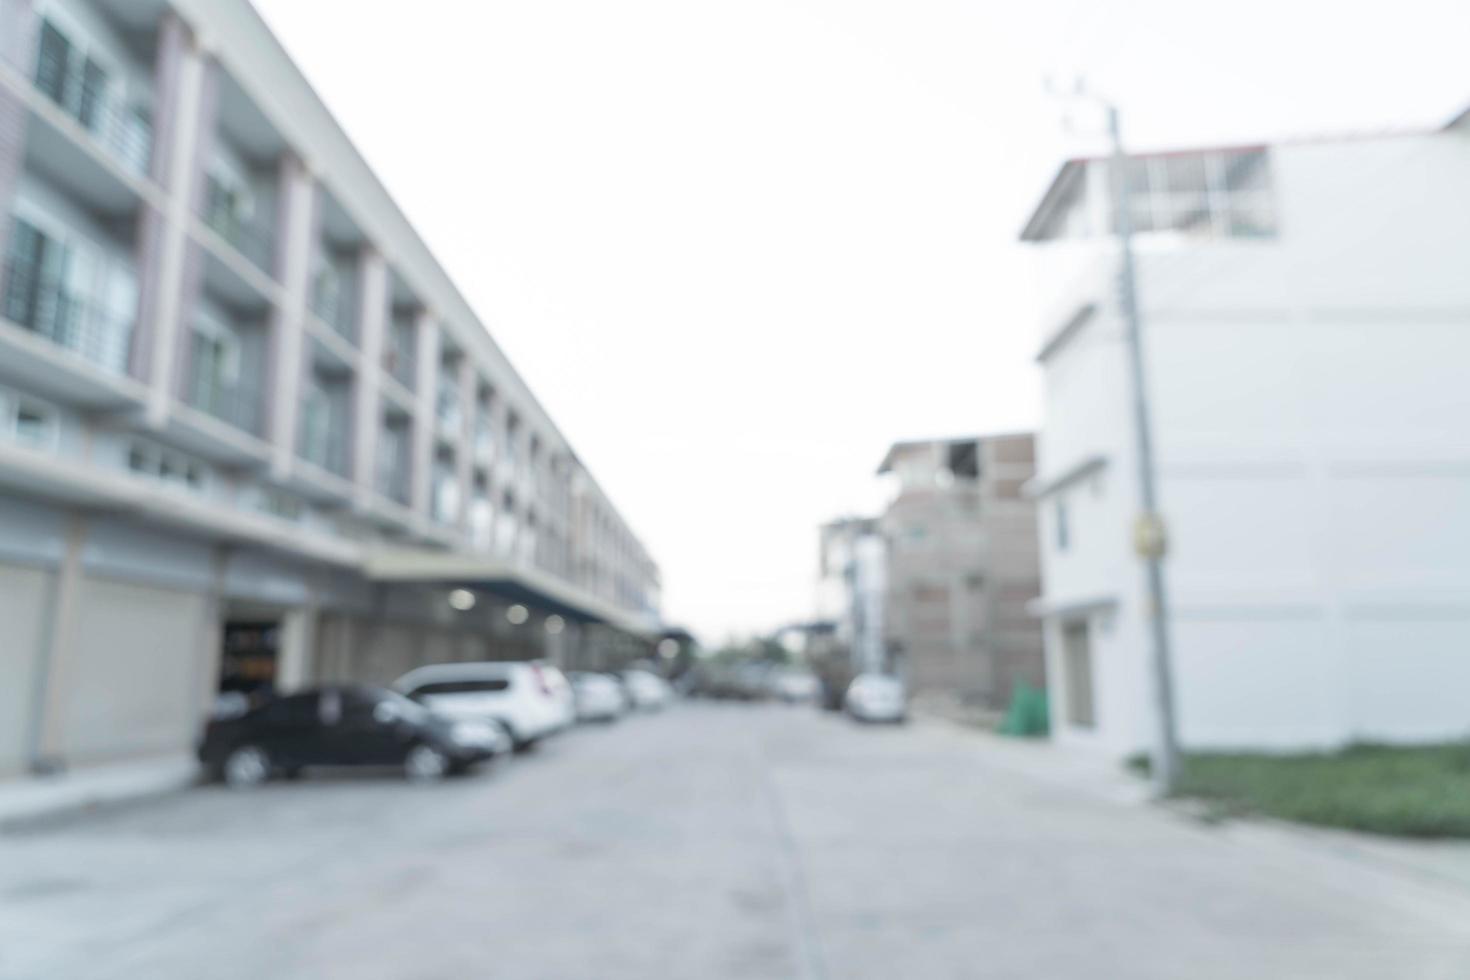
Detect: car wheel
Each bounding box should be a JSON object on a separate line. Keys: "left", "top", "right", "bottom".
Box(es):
{"left": 404, "top": 744, "right": 450, "bottom": 782}
{"left": 223, "top": 745, "right": 271, "bottom": 789}
{"left": 490, "top": 721, "right": 518, "bottom": 754}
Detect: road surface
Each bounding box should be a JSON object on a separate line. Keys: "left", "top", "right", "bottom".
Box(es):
{"left": 3, "top": 703, "right": 1469, "bottom": 979}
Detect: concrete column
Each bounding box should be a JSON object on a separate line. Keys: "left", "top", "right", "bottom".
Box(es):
{"left": 266, "top": 156, "right": 319, "bottom": 476}
{"left": 0, "top": 0, "right": 36, "bottom": 269}
{"left": 31, "top": 514, "right": 87, "bottom": 772}
{"left": 409, "top": 311, "right": 439, "bottom": 517}
{"left": 143, "top": 31, "right": 216, "bottom": 425}
{"left": 188, "top": 546, "right": 230, "bottom": 728}
{"left": 455, "top": 356, "right": 475, "bottom": 529}
{"left": 351, "top": 248, "right": 387, "bottom": 502}
{"left": 276, "top": 607, "right": 318, "bottom": 693}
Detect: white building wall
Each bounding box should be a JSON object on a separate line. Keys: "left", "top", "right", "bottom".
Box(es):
{"left": 1032, "top": 129, "right": 1470, "bottom": 757}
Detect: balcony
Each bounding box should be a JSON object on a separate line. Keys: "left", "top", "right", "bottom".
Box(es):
{"left": 1, "top": 257, "right": 133, "bottom": 377}
{"left": 201, "top": 175, "right": 275, "bottom": 275}
{"left": 384, "top": 342, "right": 415, "bottom": 391}
{"left": 298, "top": 397, "right": 349, "bottom": 479}
{"left": 310, "top": 267, "right": 355, "bottom": 341}
{"left": 28, "top": 18, "right": 153, "bottom": 179}
{"left": 183, "top": 341, "right": 262, "bottom": 438}
{"left": 435, "top": 380, "right": 461, "bottom": 443}
{"left": 376, "top": 423, "right": 412, "bottom": 507}
{"left": 473, "top": 416, "right": 495, "bottom": 464}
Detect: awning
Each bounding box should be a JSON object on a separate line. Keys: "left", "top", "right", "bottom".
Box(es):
{"left": 364, "top": 548, "right": 659, "bottom": 638}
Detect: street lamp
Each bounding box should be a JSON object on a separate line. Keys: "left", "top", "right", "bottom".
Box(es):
{"left": 1047, "top": 78, "right": 1181, "bottom": 795}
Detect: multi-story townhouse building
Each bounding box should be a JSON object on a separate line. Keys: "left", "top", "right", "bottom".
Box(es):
{"left": 877, "top": 434, "right": 1044, "bottom": 711}
{"left": 1020, "top": 110, "right": 1470, "bottom": 759}
{"left": 0, "top": 0, "right": 660, "bottom": 783}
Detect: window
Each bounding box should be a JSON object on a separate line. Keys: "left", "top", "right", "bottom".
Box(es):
{"left": 377, "top": 421, "right": 410, "bottom": 504}
{"left": 0, "top": 388, "right": 59, "bottom": 450}
{"left": 126, "top": 441, "right": 206, "bottom": 490}
{"left": 1106, "top": 149, "right": 1276, "bottom": 240}
{"left": 1055, "top": 499, "right": 1070, "bottom": 551}
{"left": 436, "top": 369, "right": 461, "bottom": 430}
{"left": 258, "top": 487, "right": 303, "bottom": 521}
{"left": 409, "top": 679, "right": 511, "bottom": 697}
{"left": 432, "top": 454, "right": 459, "bottom": 524}
{"left": 257, "top": 692, "right": 319, "bottom": 727}
{"left": 34, "top": 18, "right": 110, "bottom": 131}
{"left": 2, "top": 217, "right": 52, "bottom": 330}
{"left": 1062, "top": 621, "right": 1095, "bottom": 728}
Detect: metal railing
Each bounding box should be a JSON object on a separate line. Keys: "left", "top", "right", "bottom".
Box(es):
{"left": 297, "top": 405, "right": 350, "bottom": 478}
{"left": 1, "top": 260, "right": 134, "bottom": 375}
{"left": 383, "top": 344, "right": 416, "bottom": 389}
{"left": 184, "top": 346, "right": 262, "bottom": 437}
{"left": 31, "top": 33, "right": 153, "bottom": 178}
{"left": 310, "top": 273, "right": 355, "bottom": 341}
{"left": 376, "top": 435, "right": 411, "bottom": 505}
{"left": 201, "top": 176, "right": 276, "bottom": 275}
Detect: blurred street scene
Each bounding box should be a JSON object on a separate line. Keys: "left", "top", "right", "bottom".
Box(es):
{"left": 3, "top": 0, "right": 1470, "bottom": 976}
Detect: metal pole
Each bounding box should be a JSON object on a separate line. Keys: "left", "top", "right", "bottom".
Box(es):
{"left": 1105, "top": 105, "right": 1181, "bottom": 795}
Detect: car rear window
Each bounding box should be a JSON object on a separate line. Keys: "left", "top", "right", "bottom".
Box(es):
{"left": 410, "top": 679, "right": 511, "bottom": 696}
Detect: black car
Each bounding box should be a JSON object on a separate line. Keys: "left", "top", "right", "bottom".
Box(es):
{"left": 198, "top": 684, "right": 505, "bottom": 787}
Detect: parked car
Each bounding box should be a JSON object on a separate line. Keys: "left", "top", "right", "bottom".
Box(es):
{"left": 621, "top": 669, "right": 674, "bottom": 711}
{"left": 844, "top": 673, "right": 907, "bottom": 724}
{"left": 198, "top": 684, "right": 505, "bottom": 787}
{"left": 569, "top": 672, "right": 628, "bottom": 722}
{"left": 770, "top": 669, "right": 821, "bottom": 703}
{"left": 394, "top": 661, "right": 575, "bottom": 751}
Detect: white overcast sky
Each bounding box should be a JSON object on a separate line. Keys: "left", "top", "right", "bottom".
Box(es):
{"left": 253, "top": 0, "right": 1468, "bottom": 644}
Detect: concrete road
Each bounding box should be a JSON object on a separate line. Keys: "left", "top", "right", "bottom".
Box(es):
{"left": 3, "top": 704, "right": 1470, "bottom": 980}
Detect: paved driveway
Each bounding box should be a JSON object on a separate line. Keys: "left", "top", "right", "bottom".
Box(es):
{"left": 3, "top": 704, "right": 1469, "bottom": 979}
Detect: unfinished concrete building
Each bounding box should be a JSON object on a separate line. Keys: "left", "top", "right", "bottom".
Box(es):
{"left": 877, "top": 434, "right": 1044, "bottom": 711}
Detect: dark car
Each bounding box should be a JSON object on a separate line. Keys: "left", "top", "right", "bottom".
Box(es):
{"left": 198, "top": 684, "right": 505, "bottom": 787}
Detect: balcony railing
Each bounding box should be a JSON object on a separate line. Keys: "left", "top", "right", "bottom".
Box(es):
{"left": 383, "top": 344, "right": 415, "bottom": 390}
{"left": 1, "top": 260, "right": 133, "bottom": 375}
{"left": 31, "top": 29, "right": 152, "bottom": 178}
{"left": 376, "top": 441, "right": 411, "bottom": 505}
{"left": 202, "top": 177, "right": 275, "bottom": 275}
{"left": 310, "top": 273, "right": 355, "bottom": 341}
{"left": 298, "top": 406, "right": 349, "bottom": 479}
{"left": 473, "top": 421, "right": 495, "bottom": 461}
{"left": 184, "top": 349, "right": 262, "bottom": 437}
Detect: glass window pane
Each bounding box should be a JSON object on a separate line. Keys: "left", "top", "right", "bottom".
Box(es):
{"left": 1163, "top": 155, "right": 1209, "bottom": 195}
{"left": 34, "top": 21, "right": 71, "bottom": 106}
{"left": 1222, "top": 149, "right": 1270, "bottom": 194}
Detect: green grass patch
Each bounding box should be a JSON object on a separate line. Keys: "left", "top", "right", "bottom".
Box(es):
{"left": 1165, "top": 742, "right": 1470, "bottom": 838}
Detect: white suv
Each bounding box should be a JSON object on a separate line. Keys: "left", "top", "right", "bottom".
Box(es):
{"left": 394, "top": 662, "right": 575, "bottom": 750}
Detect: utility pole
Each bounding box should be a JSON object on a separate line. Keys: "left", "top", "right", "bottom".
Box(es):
{"left": 1102, "top": 102, "right": 1181, "bottom": 796}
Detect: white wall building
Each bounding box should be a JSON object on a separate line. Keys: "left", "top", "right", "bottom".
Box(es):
{"left": 1020, "top": 111, "right": 1470, "bottom": 759}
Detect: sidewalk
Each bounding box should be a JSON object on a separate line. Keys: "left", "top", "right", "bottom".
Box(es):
{"left": 0, "top": 754, "right": 199, "bottom": 831}
{"left": 919, "top": 714, "right": 1470, "bottom": 901}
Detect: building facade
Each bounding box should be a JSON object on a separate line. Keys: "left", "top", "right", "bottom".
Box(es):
{"left": 877, "top": 435, "right": 1044, "bottom": 710}
{"left": 1021, "top": 114, "right": 1470, "bottom": 758}
{"left": 0, "top": 0, "right": 660, "bottom": 781}
{"left": 816, "top": 516, "right": 886, "bottom": 677}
